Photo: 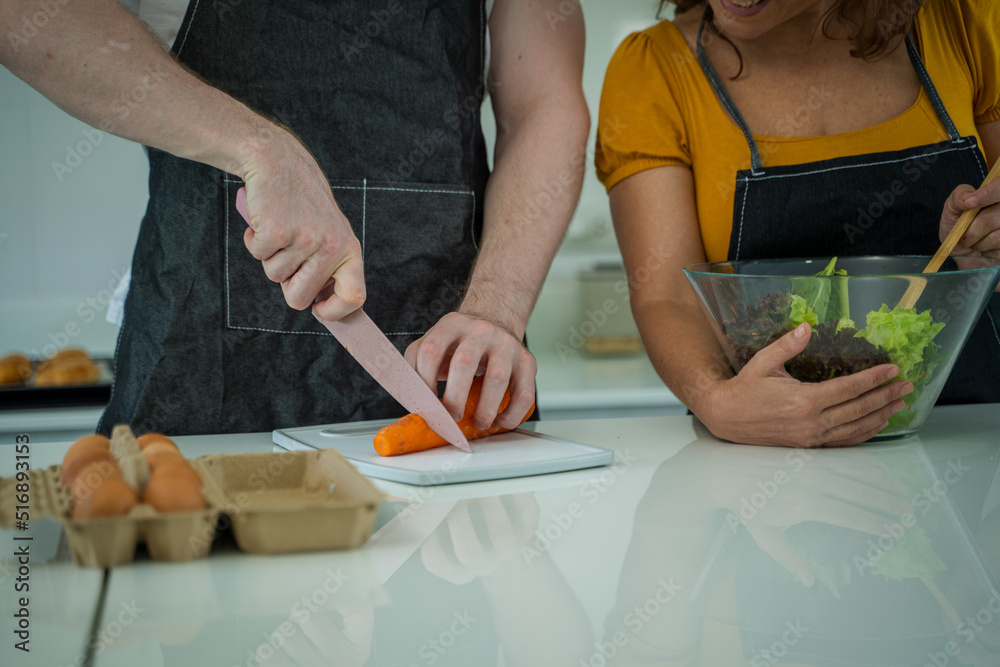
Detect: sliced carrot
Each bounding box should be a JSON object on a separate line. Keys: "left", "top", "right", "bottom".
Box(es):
{"left": 374, "top": 376, "right": 535, "bottom": 456}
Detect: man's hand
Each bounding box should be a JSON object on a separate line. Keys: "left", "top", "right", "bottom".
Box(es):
{"left": 0, "top": 0, "right": 367, "bottom": 319}
{"left": 405, "top": 312, "right": 537, "bottom": 429}
{"left": 700, "top": 323, "right": 913, "bottom": 448}
{"left": 404, "top": 0, "right": 588, "bottom": 428}
{"left": 240, "top": 137, "right": 365, "bottom": 320}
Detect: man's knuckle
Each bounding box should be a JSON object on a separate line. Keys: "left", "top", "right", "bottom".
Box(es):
{"left": 451, "top": 350, "right": 478, "bottom": 368}
{"left": 473, "top": 320, "right": 495, "bottom": 338}
{"left": 486, "top": 366, "right": 510, "bottom": 383}
{"left": 269, "top": 228, "right": 289, "bottom": 248}
{"left": 418, "top": 339, "right": 440, "bottom": 358}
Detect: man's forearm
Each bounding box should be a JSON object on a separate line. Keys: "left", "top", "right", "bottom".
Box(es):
{"left": 0, "top": 0, "right": 282, "bottom": 178}
{"left": 462, "top": 99, "right": 589, "bottom": 338}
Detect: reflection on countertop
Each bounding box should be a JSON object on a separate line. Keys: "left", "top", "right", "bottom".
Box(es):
{"left": 608, "top": 422, "right": 1000, "bottom": 666}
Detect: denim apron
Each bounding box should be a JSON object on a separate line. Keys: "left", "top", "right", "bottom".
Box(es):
{"left": 100, "top": 0, "right": 490, "bottom": 435}
{"left": 696, "top": 16, "right": 1000, "bottom": 405}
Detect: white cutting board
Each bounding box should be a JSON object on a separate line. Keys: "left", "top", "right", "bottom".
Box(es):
{"left": 272, "top": 419, "right": 614, "bottom": 485}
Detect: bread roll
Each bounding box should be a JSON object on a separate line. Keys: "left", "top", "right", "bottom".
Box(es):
{"left": 34, "top": 361, "right": 100, "bottom": 387}
{"left": 37, "top": 348, "right": 92, "bottom": 374}
{"left": 0, "top": 354, "right": 31, "bottom": 386}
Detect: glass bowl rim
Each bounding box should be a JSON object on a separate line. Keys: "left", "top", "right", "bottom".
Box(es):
{"left": 682, "top": 255, "right": 1000, "bottom": 279}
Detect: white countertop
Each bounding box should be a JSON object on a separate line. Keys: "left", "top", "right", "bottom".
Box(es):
{"left": 534, "top": 354, "right": 679, "bottom": 411}
{"left": 3, "top": 406, "right": 999, "bottom": 666}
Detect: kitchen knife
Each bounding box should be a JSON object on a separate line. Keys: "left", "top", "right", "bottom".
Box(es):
{"left": 235, "top": 187, "right": 472, "bottom": 453}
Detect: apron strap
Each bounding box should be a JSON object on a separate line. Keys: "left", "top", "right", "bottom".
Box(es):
{"left": 695, "top": 10, "right": 965, "bottom": 174}
{"left": 696, "top": 10, "right": 763, "bottom": 174}
{"left": 905, "top": 33, "right": 962, "bottom": 142}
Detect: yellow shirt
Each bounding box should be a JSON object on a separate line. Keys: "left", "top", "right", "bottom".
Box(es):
{"left": 595, "top": 0, "right": 1000, "bottom": 263}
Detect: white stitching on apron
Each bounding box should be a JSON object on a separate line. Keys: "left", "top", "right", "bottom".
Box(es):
{"left": 226, "top": 325, "right": 428, "bottom": 337}
{"left": 331, "top": 185, "right": 472, "bottom": 195}
{"left": 362, "top": 177, "right": 367, "bottom": 256}
{"left": 174, "top": 0, "right": 201, "bottom": 57}
{"left": 986, "top": 308, "right": 1000, "bottom": 349}
{"left": 732, "top": 142, "right": 976, "bottom": 261}
{"left": 221, "top": 177, "right": 460, "bottom": 337}
{"left": 480, "top": 0, "right": 485, "bottom": 89}
{"left": 98, "top": 276, "right": 132, "bottom": 433}
{"left": 224, "top": 173, "right": 232, "bottom": 329}
{"left": 734, "top": 179, "right": 750, "bottom": 260}
{"left": 737, "top": 144, "right": 973, "bottom": 183}
{"left": 471, "top": 189, "right": 478, "bottom": 250}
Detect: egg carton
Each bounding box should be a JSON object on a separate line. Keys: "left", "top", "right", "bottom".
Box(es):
{"left": 0, "top": 448, "right": 383, "bottom": 568}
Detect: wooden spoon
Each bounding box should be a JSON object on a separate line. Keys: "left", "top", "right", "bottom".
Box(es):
{"left": 896, "top": 156, "right": 1000, "bottom": 310}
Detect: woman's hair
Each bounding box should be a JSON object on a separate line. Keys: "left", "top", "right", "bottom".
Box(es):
{"left": 659, "top": 0, "right": 927, "bottom": 75}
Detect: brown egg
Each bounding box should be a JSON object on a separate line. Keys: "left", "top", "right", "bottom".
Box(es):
{"left": 144, "top": 449, "right": 187, "bottom": 472}
{"left": 72, "top": 478, "right": 138, "bottom": 519}
{"left": 62, "top": 434, "right": 111, "bottom": 470}
{"left": 61, "top": 449, "right": 116, "bottom": 488}
{"left": 153, "top": 462, "right": 202, "bottom": 488}
{"left": 137, "top": 432, "right": 177, "bottom": 450}
{"left": 142, "top": 440, "right": 180, "bottom": 459}
{"left": 70, "top": 460, "right": 123, "bottom": 501}
{"left": 144, "top": 470, "right": 206, "bottom": 513}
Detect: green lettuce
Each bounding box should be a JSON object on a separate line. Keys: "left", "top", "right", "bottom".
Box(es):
{"left": 855, "top": 306, "right": 946, "bottom": 428}
{"left": 789, "top": 294, "right": 818, "bottom": 328}
{"left": 790, "top": 257, "right": 847, "bottom": 324}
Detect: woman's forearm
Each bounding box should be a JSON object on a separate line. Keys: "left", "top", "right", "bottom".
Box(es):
{"left": 633, "top": 297, "right": 733, "bottom": 417}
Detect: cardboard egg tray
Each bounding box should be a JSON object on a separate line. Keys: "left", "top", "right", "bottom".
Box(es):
{"left": 0, "top": 448, "right": 384, "bottom": 568}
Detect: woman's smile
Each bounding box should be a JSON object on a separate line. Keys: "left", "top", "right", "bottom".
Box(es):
{"left": 720, "top": 0, "right": 771, "bottom": 18}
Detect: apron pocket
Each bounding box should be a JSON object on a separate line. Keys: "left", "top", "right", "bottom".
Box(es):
{"left": 223, "top": 178, "right": 478, "bottom": 337}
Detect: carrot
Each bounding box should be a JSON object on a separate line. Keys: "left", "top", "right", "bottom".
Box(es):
{"left": 374, "top": 376, "right": 535, "bottom": 456}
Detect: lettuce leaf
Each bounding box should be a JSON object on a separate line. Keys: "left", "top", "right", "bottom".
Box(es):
{"left": 855, "top": 305, "right": 946, "bottom": 428}
{"left": 790, "top": 257, "right": 844, "bottom": 323}
{"left": 789, "top": 294, "right": 818, "bottom": 328}
{"left": 857, "top": 306, "right": 946, "bottom": 381}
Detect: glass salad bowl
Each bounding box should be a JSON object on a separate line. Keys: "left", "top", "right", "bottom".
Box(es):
{"left": 683, "top": 256, "right": 1000, "bottom": 439}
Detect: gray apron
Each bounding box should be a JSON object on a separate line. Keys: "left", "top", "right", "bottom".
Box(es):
{"left": 696, "top": 14, "right": 1000, "bottom": 405}
{"left": 100, "top": 0, "right": 490, "bottom": 435}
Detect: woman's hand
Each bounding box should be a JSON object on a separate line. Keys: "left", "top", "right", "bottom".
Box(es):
{"left": 698, "top": 323, "right": 913, "bottom": 448}
{"left": 940, "top": 180, "right": 1000, "bottom": 275}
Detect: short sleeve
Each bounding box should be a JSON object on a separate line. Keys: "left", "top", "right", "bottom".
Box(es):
{"left": 595, "top": 30, "right": 691, "bottom": 192}
{"left": 961, "top": 0, "right": 1000, "bottom": 124}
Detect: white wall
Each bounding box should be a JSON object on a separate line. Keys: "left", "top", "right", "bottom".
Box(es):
{"left": 0, "top": 68, "right": 148, "bottom": 358}
{"left": 0, "top": 1, "right": 664, "bottom": 360}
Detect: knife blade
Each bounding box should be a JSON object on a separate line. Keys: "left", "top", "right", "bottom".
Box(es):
{"left": 235, "top": 187, "right": 472, "bottom": 453}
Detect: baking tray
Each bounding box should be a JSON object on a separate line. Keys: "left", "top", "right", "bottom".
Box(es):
{"left": 273, "top": 419, "right": 615, "bottom": 485}
{"left": 0, "top": 358, "right": 113, "bottom": 410}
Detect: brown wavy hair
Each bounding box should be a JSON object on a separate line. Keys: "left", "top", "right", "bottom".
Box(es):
{"left": 660, "top": 0, "right": 927, "bottom": 74}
